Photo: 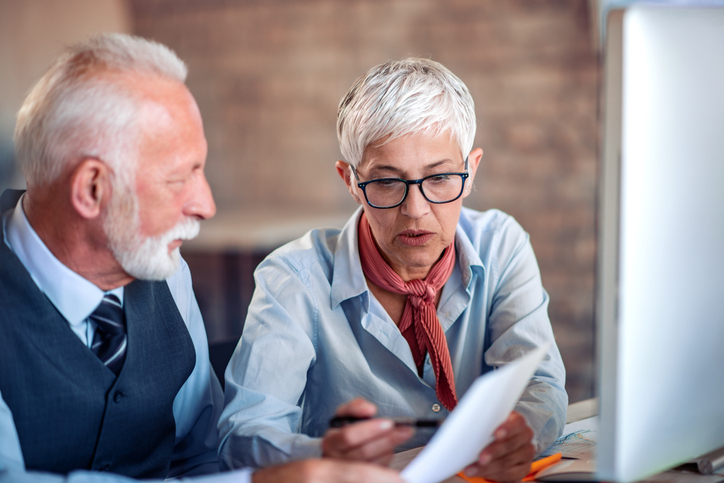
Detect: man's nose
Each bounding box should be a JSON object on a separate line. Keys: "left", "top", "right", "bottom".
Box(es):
{"left": 185, "top": 174, "right": 216, "bottom": 220}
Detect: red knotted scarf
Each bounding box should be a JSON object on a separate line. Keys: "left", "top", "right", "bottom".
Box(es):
{"left": 358, "top": 212, "right": 458, "bottom": 411}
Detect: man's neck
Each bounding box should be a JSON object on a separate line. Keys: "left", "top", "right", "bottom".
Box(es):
{"left": 23, "top": 192, "right": 134, "bottom": 291}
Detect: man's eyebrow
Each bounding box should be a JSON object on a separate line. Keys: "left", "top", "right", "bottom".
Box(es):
{"left": 168, "top": 159, "right": 203, "bottom": 174}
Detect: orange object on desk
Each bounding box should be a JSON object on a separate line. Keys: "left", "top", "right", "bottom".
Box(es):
{"left": 457, "top": 453, "right": 563, "bottom": 483}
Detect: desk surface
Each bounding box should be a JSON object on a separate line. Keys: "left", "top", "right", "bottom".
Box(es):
{"left": 390, "top": 399, "right": 600, "bottom": 482}
{"left": 565, "top": 398, "right": 597, "bottom": 424}
{"left": 390, "top": 399, "right": 600, "bottom": 483}
{"left": 390, "top": 399, "right": 724, "bottom": 483}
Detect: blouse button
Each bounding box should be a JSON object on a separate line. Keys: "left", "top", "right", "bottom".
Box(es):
{"left": 432, "top": 403, "right": 441, "bottom": 413}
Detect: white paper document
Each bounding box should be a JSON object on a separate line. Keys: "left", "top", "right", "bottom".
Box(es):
{"left": 401, "top": 344, "right": 550, "bottom": 483}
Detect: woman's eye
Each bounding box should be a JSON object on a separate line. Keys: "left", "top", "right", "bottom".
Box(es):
{"left": 427, "top": 175, "right": 451, "bottom": 183}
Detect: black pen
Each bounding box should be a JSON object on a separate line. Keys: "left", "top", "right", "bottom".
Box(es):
{"left": 329, "top": 415, "right": 444, "bottom": 428}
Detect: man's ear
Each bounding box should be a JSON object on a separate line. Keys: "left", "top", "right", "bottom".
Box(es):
{"left": 70, "top": 158, "right": 112, "bottom": 220}
{"left": 463, "top": 148, "right": 483, "bottom": 197}
{"left": 335, "top": 160, "right": 363, "bottom": 204}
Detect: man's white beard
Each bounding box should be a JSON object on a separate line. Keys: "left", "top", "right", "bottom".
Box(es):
{"left": 104, "top": 184, "right": 200, "bottom": 281}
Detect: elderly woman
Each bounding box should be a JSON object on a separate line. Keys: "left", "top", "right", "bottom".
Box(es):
{"left": 219, "top": 58, "right": 567, "bottom": 481}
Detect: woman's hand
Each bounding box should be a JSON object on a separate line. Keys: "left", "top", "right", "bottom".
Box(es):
{"left": 462, "top": 411, "right": 536, "bottom": 483}
{"left": 321, "top": 398, "right": 414, "bottom": 466}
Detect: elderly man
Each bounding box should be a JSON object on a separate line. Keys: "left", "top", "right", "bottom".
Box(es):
{"left": 0, "top": 34, "right": 402, "bottom": 483}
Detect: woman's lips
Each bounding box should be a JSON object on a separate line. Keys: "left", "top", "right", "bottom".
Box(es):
{"left": 397, "top": 230, "right": 434, "bottom": 246}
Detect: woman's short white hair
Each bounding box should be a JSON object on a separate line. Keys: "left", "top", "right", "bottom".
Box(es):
{"left": 14, "top": 33, "right": 187, "bottom": 187}
{"left": 337, "top": 57, "right": 476, "bottom": 168}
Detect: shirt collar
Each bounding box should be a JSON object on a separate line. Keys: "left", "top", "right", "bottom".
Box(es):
{"left": 329, "top": 206, "right": 486, "bottom": 309}
{"left": 330, "top": 208, "right": 369, "bottom": 309}
{"left": 454, "top": 209, "right": 486, "bottom": 289}
{"left": 3, "top": 194, "right": 123, "bottom": 328}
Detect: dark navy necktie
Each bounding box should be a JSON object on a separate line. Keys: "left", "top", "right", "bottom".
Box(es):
{"left": 90, "top": 294, "right": 127, "bottom": 375}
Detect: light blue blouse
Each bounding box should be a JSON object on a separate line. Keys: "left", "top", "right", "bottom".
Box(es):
{"left": 219, "top": 207, "right": 567, "bottom": 469}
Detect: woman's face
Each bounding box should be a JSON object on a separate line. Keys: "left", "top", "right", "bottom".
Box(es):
{"left": 337, "top": 131, "right": 482, "bottom": 282}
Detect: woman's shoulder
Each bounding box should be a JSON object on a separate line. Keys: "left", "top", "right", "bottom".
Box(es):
{"left": 456, "top": 207, "right": 534, "bottom": 270}
{"left": 255, "top": 225, "right": 351, "bottom": 287}
{"left": 458, "top": 207, "right": 527, "bottom": 239}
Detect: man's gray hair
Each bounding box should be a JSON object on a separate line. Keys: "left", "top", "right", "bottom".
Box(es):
{"left": 337, "top": 58, "right": 476, "bottom": 168}
{"left": 14, "top": 33, "right": 188, "bottom": 187}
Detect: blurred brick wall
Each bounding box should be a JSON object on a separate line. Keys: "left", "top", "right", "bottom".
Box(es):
{"left": 131, "top": 0, "right": 598, "bottom": 402}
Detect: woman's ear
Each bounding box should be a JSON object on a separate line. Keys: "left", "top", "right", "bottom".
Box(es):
{"left": 463, "top": 148, "right": 483, "bottom": 197}
{"left": 70, "top": 158, "right": 112, "bottom": 220}
{"left": 335, "top": 160, "right": 363, "bottom": 204}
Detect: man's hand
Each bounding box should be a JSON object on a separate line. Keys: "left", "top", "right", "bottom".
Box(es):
{"left": 462, "top": 411, "right": 535, "bottom": 483}
{"left": 321, "top": 398, "right": 414, "bottom": 466}
{"left": 252, "top": 458, "right": 405, "bottom": 483}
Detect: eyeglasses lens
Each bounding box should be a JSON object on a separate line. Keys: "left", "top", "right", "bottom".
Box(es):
{"left": 365, "top": 175, "right": 464, "bottom": 208}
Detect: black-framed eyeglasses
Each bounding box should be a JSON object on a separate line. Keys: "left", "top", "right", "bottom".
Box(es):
{"left": 351, "top": 157, "right": 469, "bottom": 209}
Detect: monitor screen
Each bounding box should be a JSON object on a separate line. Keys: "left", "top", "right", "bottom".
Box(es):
{"left": 597, "top": 5, "right": 724, "bottom": 482}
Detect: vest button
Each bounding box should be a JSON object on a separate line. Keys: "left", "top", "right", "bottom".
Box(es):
{"left": 432, "top": 403, "right": 441, "bottom": 413}
{"left": 113, "top": 391, "right": 124, "bottom": 403}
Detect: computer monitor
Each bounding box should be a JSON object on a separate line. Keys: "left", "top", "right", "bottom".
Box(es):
{"left": 597, "top": 5, "right": 724, "bottom": 482}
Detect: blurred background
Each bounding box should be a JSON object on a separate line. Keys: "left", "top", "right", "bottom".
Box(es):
{"left": 0, "top": 0, "right": 599, "bottom": 403}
